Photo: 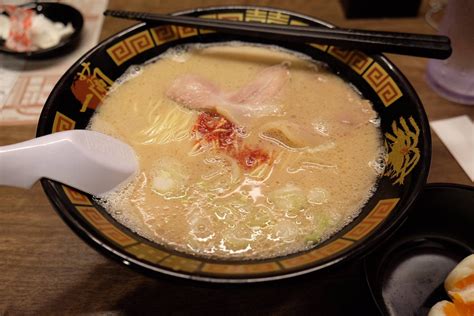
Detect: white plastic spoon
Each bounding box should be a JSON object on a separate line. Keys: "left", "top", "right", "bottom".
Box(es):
{"left": 0, "top": 130, "right": 138, "bottom": 195}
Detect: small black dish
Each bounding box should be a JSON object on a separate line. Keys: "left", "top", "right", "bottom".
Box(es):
{"left": 0, "top": 2, "right": 83, "bottom": 59}
{"left": 365, "top": 183, "right": 474, "bottom": 316}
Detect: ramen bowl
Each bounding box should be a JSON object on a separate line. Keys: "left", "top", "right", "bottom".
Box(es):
{"left": 37, "top": 6, "right": 430, "bottom": 282}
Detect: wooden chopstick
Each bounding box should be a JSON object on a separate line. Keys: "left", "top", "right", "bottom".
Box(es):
{"left": 104, "top": 10, "right": 452, "bottom": 59}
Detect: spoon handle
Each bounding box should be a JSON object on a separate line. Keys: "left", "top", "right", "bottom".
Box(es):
{"left": 0, "top": 130, "right": 137, "bottom": 195}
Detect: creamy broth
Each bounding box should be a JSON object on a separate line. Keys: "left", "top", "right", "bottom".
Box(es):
{"left": 89, "top": 43, "right": 385, "bottom": 259}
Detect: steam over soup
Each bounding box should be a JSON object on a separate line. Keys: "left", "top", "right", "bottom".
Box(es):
{"left": 88, "top": 43, "right": 386, "bottom": 259}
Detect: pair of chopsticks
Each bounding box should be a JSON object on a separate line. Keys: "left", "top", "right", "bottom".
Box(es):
{"left": 104, "top": 10, "right": 452, "bottom": 60}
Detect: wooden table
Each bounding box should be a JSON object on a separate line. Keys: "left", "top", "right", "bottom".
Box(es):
{"left": 1, "top": 0, "right": 472, "bottom": 314}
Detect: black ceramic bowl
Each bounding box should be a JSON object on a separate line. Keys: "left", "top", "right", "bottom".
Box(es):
{"left": 365, "top": 184, "right": 474, "bottom": 315}
{"left": 0, "top": 2, "right": 83, "bottom": 59}
{"left": 37, "top": 6, "right": 430, "bottom": 282}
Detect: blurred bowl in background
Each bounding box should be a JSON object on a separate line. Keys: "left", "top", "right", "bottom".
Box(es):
{"left": 0, "top": 2, "right": 84, "bottom": 59}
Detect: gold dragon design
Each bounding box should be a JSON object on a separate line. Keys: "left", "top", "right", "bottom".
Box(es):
{"left": 384, "top": 116, "right": 421, "bottom": 185}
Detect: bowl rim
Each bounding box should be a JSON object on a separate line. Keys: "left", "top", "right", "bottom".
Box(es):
{"left": 37, "top": 5, "right": 431, "bottom": 283}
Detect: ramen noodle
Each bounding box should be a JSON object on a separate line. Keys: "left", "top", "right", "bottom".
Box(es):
{"left": 88, "top": 43, "right": 385, "bottom": 259}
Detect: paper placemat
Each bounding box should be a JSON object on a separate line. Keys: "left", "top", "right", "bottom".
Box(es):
{"left": 0, "top": 0, "right": 108, "bottom": 125}
{"left": 431, "top": 115, "right": 474, "bottom": 182}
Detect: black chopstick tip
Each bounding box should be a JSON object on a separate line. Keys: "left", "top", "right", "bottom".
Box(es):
{"left": 441, "top": 46, "right": 453, "bottom": 60}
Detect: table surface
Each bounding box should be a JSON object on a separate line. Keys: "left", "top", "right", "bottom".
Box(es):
{"left": 1, "top": 0, "right": 473, "bottom": 314}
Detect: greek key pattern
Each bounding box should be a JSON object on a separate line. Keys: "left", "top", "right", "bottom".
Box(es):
{"left": 363, "top": 62, "right": 403, "bottom": 107}
{"left": 289, "top": 19, "right": 328, "bottom": 51}
{"left": 196, "top": 12, "right": 245, "bottom": 34}
{"left": 150, "top": 25, "right": 179, "bottom": 45}
{"left": 125, "top": 243, "right": 169, "bottom": 264}
{"left": 245, "top": 9, "right": 268, "bottom": 23}
{"left": 52, "top": 112, "right": 75, "bottom": 133}
{"left": 150, "top": 24, "right": 200, "bottom": 45}
{"left": 76, "top": 206, "right": 137, "bottom": 247}
{"left": 328, "top": 46, "right": 374, "bottom": 75}
{"left": 279, "top": 239, "right": 353, "bottom": 269}
{"left": 107, "top": 30, "right": 155, "bottom": 66}
{"left": 344, "top": 198, "right": 399, "bottom": 240}
{"left": 197, "top": 13, "right": 218, "bottom": 34}
{"left": 267, "top": 11, "right": 290, "bottom": 24}
{"left": 177, "top": 26, "right": 198, "bottom": 38}
{"left": 62, "top": 185, "right": 92, "bottom": 205}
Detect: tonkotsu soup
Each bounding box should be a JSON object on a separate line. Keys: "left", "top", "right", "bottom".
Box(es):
{"left": 88, "top": 42, "right": 385, "bottom": 259}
